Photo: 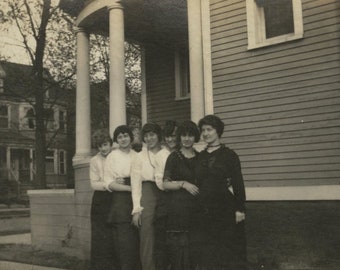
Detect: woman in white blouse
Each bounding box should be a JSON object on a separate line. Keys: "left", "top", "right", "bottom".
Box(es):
{"left": 131, "top": 122, "right": 169, "bottom": 270}
{"left": 104, "top": 125, "right": 141, "bottom": 270}
{"left": 89, "top": 129, "right": 118, "bottom": 270}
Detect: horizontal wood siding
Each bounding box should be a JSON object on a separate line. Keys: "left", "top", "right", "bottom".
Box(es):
{"left": 145, "top": 46, "right": 190, "bottom": 125}
{"left": 209, "top": 0, "right": 340, "bottom": 186}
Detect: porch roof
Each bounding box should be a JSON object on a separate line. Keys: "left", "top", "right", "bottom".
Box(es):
{"left": 60, "top": 0, "right": 188, "bottom": 48}
{"left": 0, "top": 131, "right": 34, "bottom": 147}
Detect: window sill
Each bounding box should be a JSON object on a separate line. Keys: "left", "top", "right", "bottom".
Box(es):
{"left": 175, "top": 96, "right": 190, "bottom": 101}
{"left": 248, "top": 33, "right": 303, "bottom": 50}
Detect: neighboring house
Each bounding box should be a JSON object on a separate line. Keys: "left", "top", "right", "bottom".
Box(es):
{"left": 29, "top": 0, "right": 340, "bottom": 266}
{"left": 0, "top": 61, "right": 70, "bottom": 200}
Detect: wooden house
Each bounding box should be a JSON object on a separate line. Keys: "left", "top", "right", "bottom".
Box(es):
{"left": 0, "top": 61, "right": 70, "bottom": 201}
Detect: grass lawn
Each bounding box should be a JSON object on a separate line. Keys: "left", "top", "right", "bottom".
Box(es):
{"left": 0, "top": 243, "right": 90, "bottom": 270}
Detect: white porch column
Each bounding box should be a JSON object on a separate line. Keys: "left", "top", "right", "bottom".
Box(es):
{"left": 187, "top": 0, "right": 205, "bottom": 123}
{"left": 108, "top": 2, "right": 126, "bottom": 136}
{"left": 74, "top": 27, "right": 91, "bottom": 162}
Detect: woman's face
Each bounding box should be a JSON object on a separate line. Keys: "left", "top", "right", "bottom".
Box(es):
{"left": 144, "top": 131, "right": 160, "bottom": 149}
{"left": 164, "top": 128, "right": 177, "bottom": 151}
{"left": 180, "top": 133, "right": 195, "bottom": 149}
{"left": 201, "top": 124, "right": 219, "bottom": 145}
{"left": 98, "top": 141, "right": 112, "bottom": 156}
{"left": 116, "top": 132, "right": 131, "bottom": 149}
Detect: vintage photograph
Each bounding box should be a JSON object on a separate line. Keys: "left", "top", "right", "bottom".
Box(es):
{"left": 0, "top": 0, "right": 339, "bottom": 269}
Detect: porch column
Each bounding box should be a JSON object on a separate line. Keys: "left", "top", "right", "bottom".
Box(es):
{"left": 187, "top": 0, "right": 205, "bottom": 123}
{"left": 108, "top": 1, "right": 126, "bottom": 136}
{"left": 74, "top": 27, "right": 91, "bottom": 162}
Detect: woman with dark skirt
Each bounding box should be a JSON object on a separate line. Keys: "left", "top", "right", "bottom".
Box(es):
{"left": 104, "top": 125, "right": 141, "bottom": 270}
{"left": 156, "top": 120, "right": 201, "bottom": 270}
{"left": 89, "top": 129, "right": 118, "bottom": 270}
{"left": 193, "top": 115, "right": 248, "bottom": 270}
{"left": 131, "top": 122, "right": 170, "bottom": 270}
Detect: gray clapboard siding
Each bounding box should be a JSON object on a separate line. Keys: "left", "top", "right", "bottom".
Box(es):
{"left": 145, "top": 46, "right": 190, "bottom": 124}
{"left": 210, "top": 0, "right": 340, "bottom": 186}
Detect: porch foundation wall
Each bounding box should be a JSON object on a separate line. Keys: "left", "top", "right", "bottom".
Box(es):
{"left": 28, "top": 189, "right": 78, "bottom": 257}
{"left": 29, "top": 185, "right": 340, "bottom": 268}
{"left": 73, "top": 161, "right": 93, "bottom": 260}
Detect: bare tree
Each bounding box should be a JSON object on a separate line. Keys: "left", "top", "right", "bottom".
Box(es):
{"left": 2, "top": 0, "right": 76, "bottom": 188}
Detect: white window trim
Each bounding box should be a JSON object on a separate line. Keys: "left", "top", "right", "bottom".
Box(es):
{"left": 174, "top": 50, "right": 190, "bottom": 100}
{"left": 247, "top": 185, "right": 340, "bottom": 201}
{"left": 246, "top": 0, "right": 304, "bottom": 50}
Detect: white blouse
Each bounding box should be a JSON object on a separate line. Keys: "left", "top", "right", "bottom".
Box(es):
{"left": 131, "top": 147, "right": 170, "bottom": 214}
{"left": 104, "top": 148, "right": 137, "bottom": 190}
{"left": 89, "top": 153, "right": 108, "bottom": 191}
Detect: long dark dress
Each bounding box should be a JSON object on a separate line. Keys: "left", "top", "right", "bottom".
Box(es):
{"left": 90, "top": 190, "right": 118, "bottom": 270}
{"left": 107, "top": 177, "right": 141, "bottom": 270}
{"left": 192, "top": 145, "right": 247, "bottom": 270}
{"left": 155, "top": 150, "right": 199, "bottom": 270}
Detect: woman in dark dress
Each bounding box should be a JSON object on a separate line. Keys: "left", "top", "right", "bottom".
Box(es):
{"left": 155, "top": 120, "right": 200, "bottom": 270}
{"left": 193, "top": 115, "right": 247, "bottom": 270}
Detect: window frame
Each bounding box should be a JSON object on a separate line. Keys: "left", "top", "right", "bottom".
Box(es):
{"left": 45, "top": 149, "right": 56, "bottom": 175}
{"left": 58, "top": 109, "right": 67, "bottom": 133}
{"left": 174, "top": 49, "right": 190, "bottom": 100}
{"left": 246, "top": 0, "right": 303, "bottom": 50}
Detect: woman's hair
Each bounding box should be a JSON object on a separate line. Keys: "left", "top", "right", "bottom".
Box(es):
{"left": 198, "top": 115, "right": 225, "bottom": 137}
{"left": 141, "top": 122, "right": 162, "bottom": 142}
{"left": 162, "top": 120, "right": 178, "bottom": 138}
{"left": 113, "top": 125, "right": 134, "bottom": 143}
{"left": 92, "top": 128, "right": 112, "bottom": 148}
{"left": 177, "top": 120, "right": 200, "bottom": 143}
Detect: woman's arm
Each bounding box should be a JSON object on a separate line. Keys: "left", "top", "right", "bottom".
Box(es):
{"left": 229, "top": 150, "right": 246, "bottom": 223}
{"left": 89, "top": 156, "right": 107, "bottom": 191}
{"left": 162, "top": 154, "right": 199, "bottom": 195}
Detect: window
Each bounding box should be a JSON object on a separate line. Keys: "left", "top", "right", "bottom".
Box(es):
{"left": 44, "top": 150, "right": 67, "bottom": 175}
{"left": 45, "top": 150, "right": 55, "bottom": 174}
{"left": 20, "top": 106, "right": 35, "bottom": 129}
{"left": 0, "top": 78, "right": 4, "bottom": 93}
{"left": 58, "top": 110, "right": 67, "bottom": 132}
{"left": 58, "top": 150, "right": 66, "bottom": 175}
{"left": 20, "top": 106, "right": 56, "bottom": 130}
{"left": 246, "top": 0, "right": 303, "bottom": 49}
{"left": 44, "top": 108, "right": 55, "bottom": 130}
{"left": 175, "top": 49, "right": 190, "bottom": 99}
{"left": 0, "top": 104, "right": 9, "bottom": 128}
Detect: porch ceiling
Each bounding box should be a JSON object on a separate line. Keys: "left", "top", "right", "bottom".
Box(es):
{"left": 64, "top": 0, "right": 188, "bottom": 48}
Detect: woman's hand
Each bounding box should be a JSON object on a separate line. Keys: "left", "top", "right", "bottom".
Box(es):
{"left": 116, "top": 177, "right": 125, "bottom": 184}
{"left": 235, "top": 211, "right": 245, "bottom": 223}
{"left": 182, "top": 182, "right": 199, "bottom": 196}
{"left": 132, "top": 212, "right": 142, "bottom": 228}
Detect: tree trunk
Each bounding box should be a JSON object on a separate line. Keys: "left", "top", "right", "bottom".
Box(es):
{"left": 33, "top": 0, "right": 51, "bottom": 189}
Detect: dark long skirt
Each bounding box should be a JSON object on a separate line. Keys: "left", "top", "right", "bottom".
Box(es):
{"left": 90, "top": 190, "right": 118, "bottom": 270}
{"left": 108, "top": 190, "right": 141, "bottom": 270}
{"left": 140, "top": 181, "right": 162, "bottom": 270}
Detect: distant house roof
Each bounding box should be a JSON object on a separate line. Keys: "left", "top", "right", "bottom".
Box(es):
{"left": 0, "top": 61, "right": 68, "bottom": 104}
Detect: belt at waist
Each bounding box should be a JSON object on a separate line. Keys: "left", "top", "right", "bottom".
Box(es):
{"left": 123, "top": 177, "right": 131, "bottom": 186}
{"left": 142, "top": 180, "right": 156, "bottom": 184}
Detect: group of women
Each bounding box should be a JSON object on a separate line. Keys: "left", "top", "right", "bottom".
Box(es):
{"left": 89, "top": 115, "right": 247, "bottom": 270}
